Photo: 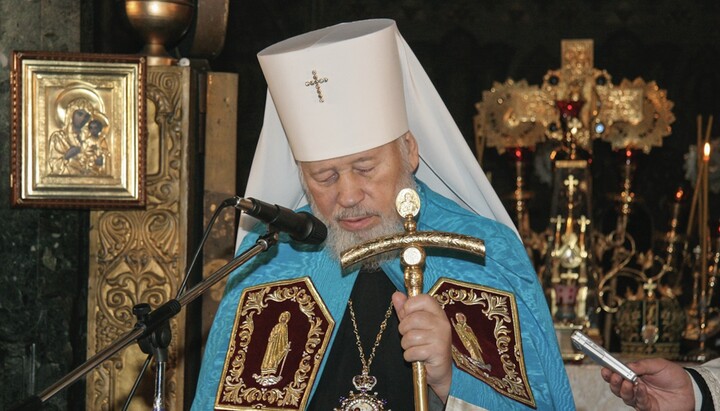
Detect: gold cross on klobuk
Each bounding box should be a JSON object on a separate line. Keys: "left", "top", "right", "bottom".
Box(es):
{"left": 305, "top": 70, "right": 328, "bottom": 102}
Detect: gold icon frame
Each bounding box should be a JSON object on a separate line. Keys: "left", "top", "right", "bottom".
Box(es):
{"left": 10, "top": 51, "right": 146, "bottom": 208}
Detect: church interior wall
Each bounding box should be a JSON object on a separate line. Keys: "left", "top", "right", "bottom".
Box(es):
{"left": 2, "top": 0, "right": 720, "bottom": 409}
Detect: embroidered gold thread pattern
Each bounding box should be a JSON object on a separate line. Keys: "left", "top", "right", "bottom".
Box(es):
{"left": 219, "top": 284, "right": 327, "bottom": 408}
{"left": 432, "top": 282, "right": 536, "bottom": 408}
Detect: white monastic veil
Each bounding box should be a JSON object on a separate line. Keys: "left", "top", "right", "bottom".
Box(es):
{"left": 235, "top": 27, "right": 517, "bottom": 251}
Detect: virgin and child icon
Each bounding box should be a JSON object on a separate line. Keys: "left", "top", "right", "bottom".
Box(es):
{"left": 47, "top": 83, "right": 111, "bottom": 177}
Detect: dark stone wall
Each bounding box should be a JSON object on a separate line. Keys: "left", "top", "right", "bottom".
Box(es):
{"left": 0, "top": 1, "right": 89, "bottom": 409}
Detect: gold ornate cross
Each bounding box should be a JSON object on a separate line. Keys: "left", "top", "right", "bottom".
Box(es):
{"left": 475, "top": 39, "right": 673, "bottom": 153}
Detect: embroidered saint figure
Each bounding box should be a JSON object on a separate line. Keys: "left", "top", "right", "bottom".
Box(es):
{"left": 254, "top": 311, "right": 292, "bottom": 386}
{"left": 452, "top": 312, "right": 489, "bottom": 369}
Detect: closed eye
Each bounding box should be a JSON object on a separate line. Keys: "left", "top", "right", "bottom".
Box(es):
{"left": 315, "top": 172, "right": 338, "bottom": 185}
{"left": 355, "top": 166, "right": 374, "bottom": 175}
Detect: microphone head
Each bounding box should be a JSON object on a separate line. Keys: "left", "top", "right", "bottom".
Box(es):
{"left": 294, "top": 211, "right": 327, "bottom": 245}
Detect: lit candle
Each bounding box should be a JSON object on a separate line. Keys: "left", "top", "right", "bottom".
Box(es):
{"left": 703, "top": 142, "right": 711, "bottom": 266}
{"left": 676, "top": 187, "right": 684, "bottom": 202}
{"left": 665, "top": 188, "right": 684, "bottom": 268}
{"left": 671, "top": 187, "right": 683, "bottom": 231}
{"left": 701, "top": 142, "right": 711, "bottom": 318}
{"left": 693, "top": 117, "right": 713, "bottom": 351}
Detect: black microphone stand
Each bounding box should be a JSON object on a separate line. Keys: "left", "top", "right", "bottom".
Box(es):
{"left": 130, "top": 303, "right": 171, "bottom": 411}
{"left": 9, "top": 231, "right": 280, "bottom": 411}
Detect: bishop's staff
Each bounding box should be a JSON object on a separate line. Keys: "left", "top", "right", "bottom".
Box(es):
{"left": 341, "top": 188, "right": 486, "bottom": 411}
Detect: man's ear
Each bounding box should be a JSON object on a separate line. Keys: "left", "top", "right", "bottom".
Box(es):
{"left": 404, "top": 132, "right": 420, "bottom": 172}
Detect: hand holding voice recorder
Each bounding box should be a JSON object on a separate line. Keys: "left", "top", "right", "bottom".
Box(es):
{"left": 571, "top": 330, "right": 638, "bottom": 383}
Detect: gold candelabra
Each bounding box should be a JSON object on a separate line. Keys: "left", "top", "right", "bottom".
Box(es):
{"left": 683, "top": 117, "right": 718, "bottom": 361}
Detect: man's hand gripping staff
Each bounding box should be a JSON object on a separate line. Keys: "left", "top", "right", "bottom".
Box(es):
{"left": 340, "top": 188, "right": 486, "bottom": 411}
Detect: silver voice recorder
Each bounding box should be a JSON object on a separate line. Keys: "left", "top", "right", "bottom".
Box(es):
{"left": 571, "top": 330, "right": 638, "bottom": 383}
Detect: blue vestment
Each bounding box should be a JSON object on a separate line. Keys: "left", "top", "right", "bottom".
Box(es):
{"left": 193, "top": 180, "right": 575, "bottom": 410}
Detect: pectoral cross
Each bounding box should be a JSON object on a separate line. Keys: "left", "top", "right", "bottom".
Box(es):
{"left": 340, "top": 188, "right": 485, "bottom": 411}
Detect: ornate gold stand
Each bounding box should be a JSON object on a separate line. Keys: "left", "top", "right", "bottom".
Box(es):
{"left": 474, "top": 39, "right": 676, "bottom": 360}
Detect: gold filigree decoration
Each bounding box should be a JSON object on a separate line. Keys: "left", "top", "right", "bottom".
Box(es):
{"left": 88, "top": 67, "right": 186, "bottom": 410}
{"left": 217, "top": 279, "right": 333, "bottom": 410}
{"left": 474, "top": 79, "right": 553, "bottom": 153}
{"left": 432, "top": 279, "right": 536, "bottom": 408}
{"left": 595, "top": 86, "right": 644, "bottom": 128}
{"left": 475, "top": 39, "right": 673, "bottom": 154}
{"left": 602, "top": 78, "right": 675, "bottom": 153}
{"left": 561, "top": 39, "right": 594, "bottom": 78}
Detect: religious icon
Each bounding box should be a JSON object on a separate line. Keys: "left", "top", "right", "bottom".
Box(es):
{"left": 216, "top": 278, "right": 334, "bottom": 410}
{"left": 431, "top": 279, "right": 535, "bottom": 407}
{"left": 395, "top": 188, "right": 420, "bottom": 218}
{"left": 48, "top": 87, "right": 112, "bottom": 177}
{"left": 253, "top": 311, "right": 292, "bottom": 386}
{"left": 451, "top": 312, "right": 490, "bottom": 371}
{"left": 10, "top": 51, "right": 146, "bottom": 208}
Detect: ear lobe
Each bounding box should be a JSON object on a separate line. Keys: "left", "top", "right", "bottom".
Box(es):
{"left": 405, "top": 132, "right": 420, "bottom": 172}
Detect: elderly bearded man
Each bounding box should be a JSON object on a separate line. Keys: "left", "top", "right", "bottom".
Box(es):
{"left": 193, "top": 19, "right": 574, "bottom": 411}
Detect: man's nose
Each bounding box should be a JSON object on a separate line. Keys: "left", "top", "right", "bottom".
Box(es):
{"left": 336, "top": 174, "right": 364, "bottom": 208}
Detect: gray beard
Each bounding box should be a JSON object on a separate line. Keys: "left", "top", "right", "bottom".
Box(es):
{"left": 308, "top": 174, "right": 417, "bottom": 270}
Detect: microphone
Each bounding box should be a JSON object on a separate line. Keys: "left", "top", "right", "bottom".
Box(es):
{"left": 230, "top": 196, "right": 327, "bottom": 245}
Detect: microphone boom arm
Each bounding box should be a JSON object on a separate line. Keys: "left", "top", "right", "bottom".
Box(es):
{"left": 10, "top": 231, "right": 280, "bottom": 410}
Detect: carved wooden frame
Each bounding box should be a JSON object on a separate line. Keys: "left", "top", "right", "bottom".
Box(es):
{"left": 10, "top": 51, "right": 146, "bottom": 208}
